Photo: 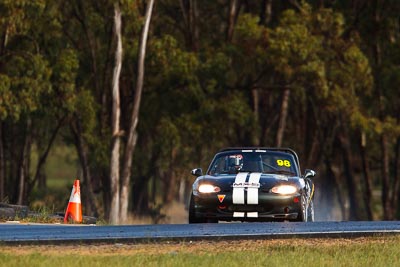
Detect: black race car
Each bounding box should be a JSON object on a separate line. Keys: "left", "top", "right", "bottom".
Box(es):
{"left": 188, "top": 147, "right": 316, "bottom": 223}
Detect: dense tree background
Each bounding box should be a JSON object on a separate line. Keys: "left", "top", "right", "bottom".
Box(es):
{"left": 1, "top": 0, "right": 400, "bottom": 223}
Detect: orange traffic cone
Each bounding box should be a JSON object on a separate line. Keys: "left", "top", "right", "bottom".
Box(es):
{"left": 64, "top": 180, "right": 82, "bottom": 223}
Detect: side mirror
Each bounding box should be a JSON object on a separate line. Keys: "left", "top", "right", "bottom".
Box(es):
{"left": 304, "top": 169, "right": 316, "bottom": 178}
{"left": 191, "top": 168, "right": 203, "bottom": 177}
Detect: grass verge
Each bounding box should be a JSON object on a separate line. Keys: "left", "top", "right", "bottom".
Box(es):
{"left": 1, "top": 235, "right": 400, "bottom": 267}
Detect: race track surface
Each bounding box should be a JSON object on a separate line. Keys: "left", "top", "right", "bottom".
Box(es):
{"left": 1, "top": 221, "right": 400, "bottom": 244}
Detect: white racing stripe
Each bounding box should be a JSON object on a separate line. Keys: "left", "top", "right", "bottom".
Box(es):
{"left": 247, "top": 173, "right": 261, "bottom": 205}
{"left": 232, "top": 172, "right": 261, "bottom": 218}
{"left": 247, "top": 212, "right": 258, "bottom": 218}
{"left": 233, "top": 212, "right": 258, "bottom": 218}
{"left": 232, "top": 172, "right": 247, "bottom": 204}
{"left": 233, "top": 212, "right": 245, "bottom": 217}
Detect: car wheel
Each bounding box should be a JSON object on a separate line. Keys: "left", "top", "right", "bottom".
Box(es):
{"left": 296, "top": 194, "right": 308, "bottom": 222}
{"left": 188, "top": 193, "right": 206, "bottom": 224}
{"left": 307, "top": 198, "right": 314, "bottom": 222}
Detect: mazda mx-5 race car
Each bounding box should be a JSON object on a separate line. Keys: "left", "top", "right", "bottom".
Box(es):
{"left": 188, "top": 147, "right": 316, "bottom": 223}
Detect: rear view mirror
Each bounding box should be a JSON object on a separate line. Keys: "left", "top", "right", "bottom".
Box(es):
{"left": 304, "top": 169, "right": 316, "bottom": 178}
{"left": 191, "top": 168, "right": 203, "bottom": 177}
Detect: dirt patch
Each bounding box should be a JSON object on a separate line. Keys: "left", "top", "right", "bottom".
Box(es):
{"left": 126, "top": 201, "right": 188, "bottom": 225}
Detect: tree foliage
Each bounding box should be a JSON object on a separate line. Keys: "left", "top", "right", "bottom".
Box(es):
{"left": 1, "top": 0, "right": 400, "bottom": 222}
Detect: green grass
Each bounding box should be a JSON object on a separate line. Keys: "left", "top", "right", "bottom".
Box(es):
{"left": 1, "top": 236, "right": 400, "bottom": 267}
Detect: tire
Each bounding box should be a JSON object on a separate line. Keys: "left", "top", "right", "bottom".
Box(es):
{"left": 188, "top": 193, "right": 206, "bottom": 224}
{"left": 296, "top": 194, "right": 308, "bottom": 222}
{"left": 0, "top": 203, "right": 29, "bottom": 219}
{"left": 307, "top": 198, "right": 314, "bottom": 222}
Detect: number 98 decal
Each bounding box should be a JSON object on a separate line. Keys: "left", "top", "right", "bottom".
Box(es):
{"left": 277, "top": 159, "right": 291, "bottom": 167}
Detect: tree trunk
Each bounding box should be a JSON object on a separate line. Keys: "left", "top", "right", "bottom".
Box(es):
{"left": 392, "top": 137, "right": 400, "bottom": 218}
{"left": 259, "top": 0, "right": 272, "bottom": 26}
{"left": 0, "top": 123, "right": 4, "bottom": 200}
{"left": 17, "top": 118, "right": 32, "bottom": 205}
{"left": 304, "top": 96, "right": 316, "bottom": 167}
{"left": 360, "top": 132, "right": 373, "bottom": 220}
{"left": 0, "top": 27, "right": 7, "bottom": 200}
{"left": 191, "top": 0, "right": 199, "bottom": 51}
{"left": 132, "top": 148, "right": 158, "bottom": 215}
{"left": 74, "top": 0, "right": 100, "bottom": 96}
{"left": 132, "top": 175, "right": 149, "bottom": 215}
{"left": 164, "top": 148, "right": 177, "bottom": 203}
{"left": 251, "top": 88, "right": 260, "bottom": 145}
{"left": 109, "top": 3, "right": 123, "bottom": 225}
{"left": 179, "top": 0, "right": 199, "bottom": 51}
{"left": 119, "top": 0, "right": 154, "bottom": 224}
{"left": 226, "top": 0, "right": 240, "bottom": 42}
{"left": 381, "top": 134, "right": 392, "bottom": 219}
{"left": 70, "top": 118, "right": 98, "bottom": 217}
{"left": 275, "top": 88, "right": 290, "bottom": 147}
{"left": 260, "top": 93, "right": 278, "bottom": 147}
{"left": 371, "top": 0, "right": 393, "bottom": 221}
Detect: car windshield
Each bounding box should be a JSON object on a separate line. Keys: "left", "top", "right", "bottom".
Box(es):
{"left": 207, "top": 150, "right": 298, "bottom": 176}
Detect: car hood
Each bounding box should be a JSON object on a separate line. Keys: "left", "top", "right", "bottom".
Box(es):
{"left": 196, "top": 172, "right": 304, "bottom": 192}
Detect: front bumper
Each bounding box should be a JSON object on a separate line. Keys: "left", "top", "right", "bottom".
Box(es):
{"left": 192, "top": 191, "right": 302, "bottom": 221}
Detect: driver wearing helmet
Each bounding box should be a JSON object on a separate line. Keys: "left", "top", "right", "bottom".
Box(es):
{"left": 228, "top": 155, "right": 243, "bottom": 173}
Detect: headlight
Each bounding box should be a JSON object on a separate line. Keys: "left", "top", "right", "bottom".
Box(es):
{"left": 198, "top": 184, "right": 221, "bottom": 193}
{"left": 271, "top": 185, "right": 297, "bottom": 195}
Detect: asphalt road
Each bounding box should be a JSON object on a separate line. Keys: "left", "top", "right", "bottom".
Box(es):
{"left": 1, "top": 221, "right": 400, "bottom": 244}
